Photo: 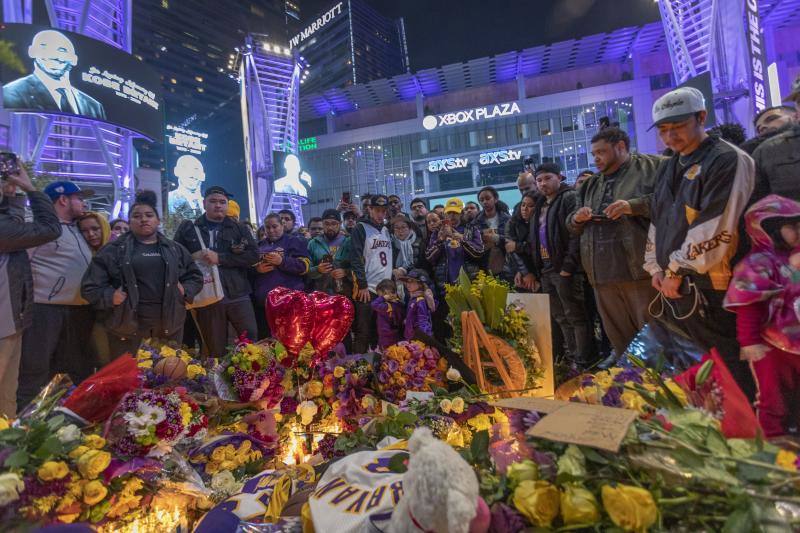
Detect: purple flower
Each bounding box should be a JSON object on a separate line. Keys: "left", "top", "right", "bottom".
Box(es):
{"left": 507, "top": 409, "right": 541, "bottom": 434}
{"left": 378, "top": 371, "right": 391, "bottom": 383}
{"left": 601, "top": 386, "right": 623, "bottom": 407}
{"left": 386, "top": 359, "right": 399, "bottom": 373}
{"left": 403, "top": 362, "right": 417, "bottom": 374}
{"left": 280, "top": 396, "right": 299, "bottom": 415}
{"left": 411, "top": 377, "right": 425, "bottom": 389}
{"left": 580, "top": 375, "right": 595, "bottom": 387}
{"left": 614, "top": 367, "right": 644, "bottom": 384}
{"left": 489, "top": 503, "right": 525, "bottom": 533}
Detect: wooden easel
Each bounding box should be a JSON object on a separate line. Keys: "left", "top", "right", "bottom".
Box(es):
{"left": 461, "top": 310, "right": 526, "bottom": 396}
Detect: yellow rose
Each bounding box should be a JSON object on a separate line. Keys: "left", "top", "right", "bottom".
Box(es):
{"left": 306, "top": 380, "right": 324, "bottom": 398}
{"left": 439, "top": 399, "right": 452, "bottom": 414}
{"left": 160, "top": 346, "right": 177, "bottom": 358}
{"left": 77, "top": 450, "right": 111, "bottom": 480}
{"left": 82, "top": 480, "right": 108, "bottom": 506}
{"left": 333, "top": 366, "right": 345, "bottom": 378}
{"left": 450, "top": 397, "right": 465, "bottom": 414}
{"left": 620, "top": 391, "right": 648, "bottom": 412}
{"left": 557, "top": 445, "right": 587, "bottom": 478}
{"left": 513, "top": 480, "right": 560, "bottom": 527}
{"left": 37, "top": 461, "right": 70, "bottom": 482}
{"left": 507, "top": 460, "right": 539, "bottom": 489}
{"left": 69, "top": 445, "right": 89, "bottom": 460}
{"left": 186, "top": 364, "right": 206, "bottom": 379}
{"left": 83, "top": 434, "right": 106, "bottom": 450}
{"left": 138, "top": 359, "right": 153, "bottom": 369}
{"left": 776, "top": 449, "right": 799, "bottom": 472}
{"left": 601, "top": 484, "right": 657, "bottom": 532}
{"left": 560, "top": 484, "right": 600, "bottom": 525}
{"left": 136, "top": 349, "right": 152, "bottom": 360}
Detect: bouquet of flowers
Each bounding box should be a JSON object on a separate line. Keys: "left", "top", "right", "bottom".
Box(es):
{"left": 319, "top": 355, "right": 377, "bottom": 428}
{"left": 375, "top": 341, "right": 447, "bottom": 403}
{"left": 105, "top": 388, "right": 207, "bottom": 458}
{"left": 136, "top": 340, "right": 210, "bottom": 394}
{"left": 188, "top": 434, "right": 272, "bottom": 499}
{"left": 216, "top": 337, "right": 286, "bottom": 404}
{"left": 568, "top": 365, "right": 688, "bottom": 413}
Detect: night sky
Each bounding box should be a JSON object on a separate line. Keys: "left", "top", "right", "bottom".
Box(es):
{"left": 301, "top": 0, "right": 662, "bottom": 71}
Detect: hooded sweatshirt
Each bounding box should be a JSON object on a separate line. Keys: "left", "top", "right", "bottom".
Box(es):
{"left": 724, "top": 195, "right": 800, "bottom": 354}
{"left": 79, "top": 211, "right": 111, "bottom": 254}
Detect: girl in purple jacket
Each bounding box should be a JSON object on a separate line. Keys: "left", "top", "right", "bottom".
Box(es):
{"left": 400, "top": 269, "right": 435, "bottom": 341}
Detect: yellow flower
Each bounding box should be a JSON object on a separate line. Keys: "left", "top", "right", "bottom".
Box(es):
{"left": 37, "top": 461, "right": 69, "bottom": 482}
{"left": 776, "top": 449, "right": 799, "bottom": 472}
{"left": 609, "top": 367, "right": 624, "bottom": 377}
{"left": 560, "top": 484, "right": 600, "bottom": 525}
{"left": 160, "top": 346, "right": 177, "bottom": 358}
{"left": 467, "top": 414, "right": 492, "bottom": 432}
{"left": 178, "top": 350, "right": 193, "bottom": 363}
{"left": 594, "top": 371, "right": 613, "bottom": 389}
{"left": 576, "top": 385, "right": 600, "bottom": 404}
{"left": 82, "top": 480, "right": 108, "bottom": 506}
{"left": 513, "top": 480, "right": 560, "bottom": 527}
{"left": 68, "top": 445, "right": 89, "bottom": 460}
{"left": 620, "top": 391, "right": 648, "bottom": 412}
{"left": 446, "top": 427, "right": 465, "bottom": 447}
{"left": 0, "top": 418, "right": 9, "bottom": 431}
{"left": 186, "top": 364, "right": 206, "bottom": 379}
{"left": 180, "top": 402, "right": 192, "bottom": 426}
{"left": 439, "top": 399, "right": 452, "bottom": 414}
{"left": 451, "top": 397, "right": 465, "bottom": 414}
{"left": 136, "top": 349, "right": 152, "bottom": 360}
{"left": 83, "top": 434, "right": 106, "bottom": 450}
{"left": 77, "top": 450, "right": 111, "bottom": 480}
{"left": 333, "top": 366, "right": 345, "bottom": 378}
{"left": 601, "top": 484, "right": 657, "bottom": 532}
{"left": 137, "top": 359, "right": 153, "bottom": 369}
{"left": 306, "top": 380, "right": 323, "bottom": 398}
{"left": 665, "top": 381, "right": 688, "bottom": 406}
{"left": 58, "top": 513, "right": 79, "bottom": 524}
{"left": 507, "top": 460, "right": 538, "bottom": 489}
{"left": 557, "top": 445, "right": 586, "bottom": 478}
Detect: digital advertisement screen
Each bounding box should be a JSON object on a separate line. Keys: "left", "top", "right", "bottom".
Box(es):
{"left": 0, "top": 24, "right": 163, "bottom": 140}
{"left": 272, "top": 151, "right": 311, "bottom": 198}
{"left": 166, "top": 124, "right": 208, "bottom": 217}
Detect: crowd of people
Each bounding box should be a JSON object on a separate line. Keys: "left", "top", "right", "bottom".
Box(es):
{"left": 3, "top": 76, "right": 800, "bottom": 437}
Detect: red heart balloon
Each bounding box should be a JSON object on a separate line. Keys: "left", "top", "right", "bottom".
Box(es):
{"left": 309, "top": 291, "right": 354, "bottom": 361}
{"left": 266, "top": 287, "right": 314, "bottom": 356}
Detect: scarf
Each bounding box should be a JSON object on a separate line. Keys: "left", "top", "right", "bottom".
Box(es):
{"left": 394, "top": 231, "right": 417, "bottom": 270}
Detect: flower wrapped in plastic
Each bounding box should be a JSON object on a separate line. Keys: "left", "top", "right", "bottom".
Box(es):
{"left": 60, "top": 355, "right": 141, "bottom": 424}
{"left": 105, "top": 388, "right": 207, "bottom": 458}
{"left": 213, "top": 337, "right": 287, "bottom": 405}
{"left": 375, "top": 341, "right": 447, "bottom": 403}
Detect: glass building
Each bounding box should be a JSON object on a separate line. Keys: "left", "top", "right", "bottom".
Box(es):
{"left": 292, "top": 0, "right": 409, "bottom": 95}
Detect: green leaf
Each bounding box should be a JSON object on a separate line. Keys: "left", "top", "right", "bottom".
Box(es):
{"left": 33, "top": 436, "right": 64, "bottom": 459}
{"left": 465, "top": 293, "right": 485, "bottom": 322}
{"left": 387, "top": 453, "right": 409, "bottom": 474}
{"left": 695, "top": 359, "right": 714, "bottom": 387}
{"left": 705, "top": 429, "right": 730, "bottom": 456}
{"left": 3, "top": 449, "right": 29, "bottom": 469}
{"left": 458, "top": 268, "right": 472, "bottom": 294}
{"left": 46, "top": 414, "right": 66, "bottom": 431}
{"left": 470, "top": 430, "right": 490, "bottom": 463}
{"left": 580, "top": 446, "right": 610, "bottom": 465}
{"left": 737, "top": 461, "right": 769, "bottom": 483}
{"left": 723, "top": 507, "right": 754, "bottom": 533}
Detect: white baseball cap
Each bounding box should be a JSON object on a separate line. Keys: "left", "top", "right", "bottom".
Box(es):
{"left": 650, "top": 87, "right": 707, "bottom": 129}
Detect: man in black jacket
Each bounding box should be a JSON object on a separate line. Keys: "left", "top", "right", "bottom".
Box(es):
{"left": 0, "top": 165, "right": 61, "bottom": 416}
{"left": 644, "top": 87, "right": 755, "bottom": 400}
{"left": 531, "top": 163, "right": 594, "bottom": 367}
{"left": 174, "top": 186, "right": 259, "bottom": 357}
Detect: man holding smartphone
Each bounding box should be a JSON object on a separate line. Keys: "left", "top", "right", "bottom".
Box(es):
{"left": 567, "top": 127, "right": 662, "bottom": 358}
{"left": 307, "top": 209, "right": 351, "bottom": 295}
{"left": 0, "top": 162, "right": 61, "bottom": 416}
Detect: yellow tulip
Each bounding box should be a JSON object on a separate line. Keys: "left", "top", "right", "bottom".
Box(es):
{"left": 601, "top": 484, "right": 657, "bottom": 532}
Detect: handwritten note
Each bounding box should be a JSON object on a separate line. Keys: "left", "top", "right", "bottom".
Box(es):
{"left": 526, "top": 402, "right": 638, "bottom": 452}
{"left": 491, "top": 397, "right": 571, "bottom": 414}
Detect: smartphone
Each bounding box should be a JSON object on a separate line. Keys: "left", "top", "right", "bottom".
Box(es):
{"left": 0, "top": 152, "right": 19, "bottom": 178}
{"left": 342, "top": 191, "right": 351, "bottom": 204}
{"left": 322, "top": 253, "right": 333, "bottom": 264}
{"left": 590, "top": 214, "right": 610, "bottom": 223}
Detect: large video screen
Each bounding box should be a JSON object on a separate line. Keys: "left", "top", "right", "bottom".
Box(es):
{"left": 0, "top": 24, "right": 163, "bottom": 140}
{"left": 272, "top": 151, "right": 312, "bottom": 198}
{"left": 166, "top": 124, "right": 208, "bottom": 217}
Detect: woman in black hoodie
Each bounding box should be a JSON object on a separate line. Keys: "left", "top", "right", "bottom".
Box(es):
{"left": 504, "top": 191, "right": 538, "bottom": 291}
{"left": 82, "top": 191, "right": 203, "bottom": 358}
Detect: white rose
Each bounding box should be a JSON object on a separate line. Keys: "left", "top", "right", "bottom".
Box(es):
{"left": 0, "top": 473, "right": 25, "bottom": 506}
{"left": 439, "top": 399, "right": 452, "bottom": 414}
{"left": 446, "top": 367, "right": 462, "bottom": 382}
{"left": 210, "top": 470, "right": 242, "bottom": 495}
{"left": 296, "top": 401, "right": 319, "bottom": 426}
{"left": 56, "top": 424, "right": 81, "bottom": 443}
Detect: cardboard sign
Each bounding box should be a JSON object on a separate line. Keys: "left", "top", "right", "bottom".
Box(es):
{"left": 507, "top": 294, "right": 554, "bottom": 398}
{"left": 526, "top": 402, "right": 638, "bottom": 452}
{"left": 491, "top": 397, "right": 571, "bottom": 414}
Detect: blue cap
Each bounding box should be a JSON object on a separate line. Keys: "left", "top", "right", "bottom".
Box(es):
{"left": 43, "top": 181, "right": 93, "bottom": 201}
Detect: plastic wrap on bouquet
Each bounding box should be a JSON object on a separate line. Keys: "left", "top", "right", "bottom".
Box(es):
{"left": 61, "top": 355, "right": 142, "bottom": 423}
{"left": 15, "top": 373, "right": 74, "bottom": 422}
{"left": 621, "top": 322, "right": 706, "bottom": 373}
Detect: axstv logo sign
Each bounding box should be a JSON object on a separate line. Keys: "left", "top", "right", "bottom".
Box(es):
{"left": 428, "top": 157, "right": 469, "bottom": 173}
{"left": 422, "top": 102, "right": 521, "bottom": 131}
{"left": 479, "top": 149, "right": 522, "bottom": 166}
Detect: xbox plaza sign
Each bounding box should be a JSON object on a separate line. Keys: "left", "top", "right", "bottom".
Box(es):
{"left": 422, "top": 101, "right": 522, "bottom": 131}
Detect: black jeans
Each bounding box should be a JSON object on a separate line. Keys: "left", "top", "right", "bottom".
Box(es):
{"left": 18, "top": 304, "right": 95, "bottom": 408}
{"left": 353, "top": 292, "right": 378, "bottom": 354}
{"left": 656, "top": 287, "right": 756, "bottom": 402}
{"left": 107, "top": 311, "right": 185, "bottom": 360}
{"left": 540, "top": 270, "right": 595, "bottom": 366}
{"left": 193, "top": 298, "right": 258, "bottom": 358}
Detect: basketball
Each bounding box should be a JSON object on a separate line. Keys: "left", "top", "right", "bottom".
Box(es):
{"left": 153, "top": 356, "right": 188, "bottom": 381}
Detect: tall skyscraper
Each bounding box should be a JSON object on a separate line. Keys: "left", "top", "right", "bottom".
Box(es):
{"left": 132, "top": 0, "right": 300, "bottom": 179}
{"left": 291, "top": 0, "right": 409, "bottom": 95}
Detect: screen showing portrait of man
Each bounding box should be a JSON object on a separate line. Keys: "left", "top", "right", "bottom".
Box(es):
{"left": 2, "top": 29, "right": 106, "bottom": 120}
{"left": 273, "top": 153, "right": 312, "bottom": 197}
{"left": 169, "top": 154, "right": 206, "bottom": 215}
